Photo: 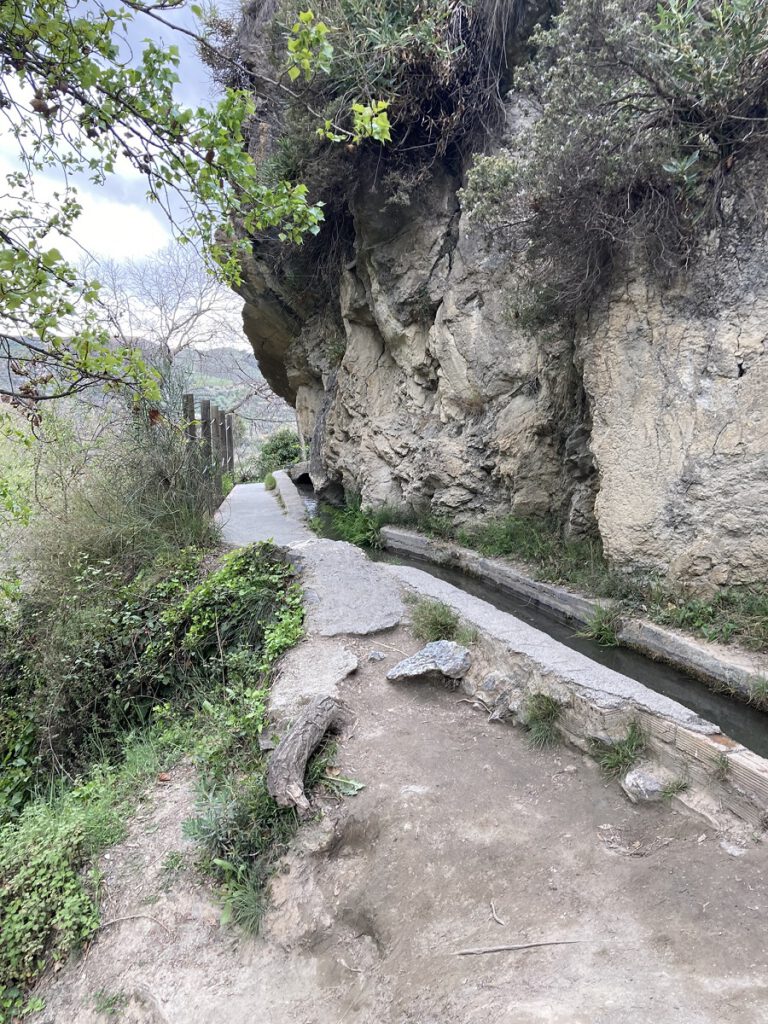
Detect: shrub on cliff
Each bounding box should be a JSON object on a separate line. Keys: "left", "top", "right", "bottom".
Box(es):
{"left": 221, "top": 0, "right": 534, "bottom": 167}
{"left": 209, "top": 0, "right": 553, "bottom": 290}
{"left": 461, "top": 0, "right": 768, "bottom": 320}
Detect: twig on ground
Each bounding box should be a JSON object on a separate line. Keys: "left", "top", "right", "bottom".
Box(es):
{"left": 100, "top": 914, "right": 175, "bottom": 938}
{"left": 490, "top": 901, "right": 506, "bottom": 926}
{"left": 457, "top": 698, "right": 491, "bottom": 711}
{"left": 369, "top": 641, "right": 408, "bottom": 656}
{"left": 455, "top": 939, "right": 587, "bottom": 956}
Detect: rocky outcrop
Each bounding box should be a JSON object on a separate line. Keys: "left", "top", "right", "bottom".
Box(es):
{"left": 581, "top": 221, "right": 768, "bottom": 586}
{"left": 237, "top": 104, "right": 768, "bottom": 590}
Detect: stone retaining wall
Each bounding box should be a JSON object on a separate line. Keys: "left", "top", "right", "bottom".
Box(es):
{"left": 387, "top": 563, "right": 768, "bottom": 832}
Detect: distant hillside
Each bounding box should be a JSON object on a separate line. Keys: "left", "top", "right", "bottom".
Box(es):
{"left": 174, "top": 345, "right": 294, "bottom": 449}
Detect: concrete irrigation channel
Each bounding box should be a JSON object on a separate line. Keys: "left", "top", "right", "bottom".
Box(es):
{"left": 273, "top": 470, "right": 768, "bottom": 831}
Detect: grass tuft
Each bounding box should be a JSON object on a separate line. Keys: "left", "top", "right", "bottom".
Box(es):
{"left": 524, "top": 692, "right": 563, "bottom": 749}
{"left": 590, "top": 723, "right": 646, "bottom": 777}
{"left": 410, "top": 598, "right": 476, "bottom": 645}
{"left": 712, "top": 753, "right": 731, "bottom": 783}
{"left": 309, "top": 498, "right": 404, "bottom": 549}
{"left": 93, "top": 989, "right": 129, "bottom": 1017}
{"left": 263, "top": 472, "right": 277, "bottom": 491}
{"left": 747, "top": 675, "right": 768, "bottom": 710}
{"left": 577, "top": 605, "right": 621, "bottom": 647}
{"left": 661, "top": 778, "right": 689, "bottom": 800}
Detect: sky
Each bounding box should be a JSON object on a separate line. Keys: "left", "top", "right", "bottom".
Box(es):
{"left": 1, "top": 1, "right": 224, "bottom": 264}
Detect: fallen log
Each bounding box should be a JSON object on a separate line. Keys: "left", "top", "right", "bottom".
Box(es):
{"left": 267, "top": 695, "right": 353, "bottom": 815}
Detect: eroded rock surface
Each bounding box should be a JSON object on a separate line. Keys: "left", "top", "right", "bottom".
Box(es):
{"left": 237, "top": 98, "right": 768, "bottom": 589}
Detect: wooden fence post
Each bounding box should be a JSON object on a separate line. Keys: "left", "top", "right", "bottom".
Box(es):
{"left": 210, "top": 403, "right": 220, "bottom": 463}
{"left": 225, "top": 413, "right": 235, "bottom": 474}
{"left": 200, "top": 399, "right": 212, "bottom": 463}
{"left": 216, "top": 408, "right": 226, "bottom": 470}
{"left": 211, "top": 404, "right": 223, "bottom": 490}
{"left": 182, "top": 393, "right": 196, "bottom": 442}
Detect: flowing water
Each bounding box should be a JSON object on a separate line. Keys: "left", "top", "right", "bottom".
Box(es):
{"left": 304, "top": 497, "right": 768, "bottom": 756}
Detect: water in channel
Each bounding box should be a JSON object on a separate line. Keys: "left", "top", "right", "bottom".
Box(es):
{"left": 301, "top": 495, "right": 768, "bottom": 757}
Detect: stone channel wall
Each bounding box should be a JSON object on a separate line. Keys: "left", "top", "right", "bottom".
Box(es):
{"left": 275, "top": 470, "right": 768, "bottom": 831}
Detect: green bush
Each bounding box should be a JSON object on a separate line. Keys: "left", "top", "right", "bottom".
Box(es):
{"left": 254, "top": 429, "right": 302, "bottom": 480}
{"left": 21, "top": 409, "right": 220, "bottom": 590}
{"left": 0, "top": 542, "right": 305, "bottom": 1016}
{"left": 462, "top": 0, "right": 768, "bottom": 320}
{"left": 263, "top": 472, "right": 277, "bottom": 491}
{"left": 224, "top": 0, "right": 521, "bottom": 173}
{"left": 0, "top": 732, "right": 176, "bottom": 1022}
{"left": 309, "top": 495, "right": 400, "bottom": 548}
{"left": 0, "top": 544, "right": 302, "bottom": 815}
{"left": 0, "top": 550, "right": 205, "bottom": 787}
{"left": 184, "top": 773, "right": 298, "bottom": 933}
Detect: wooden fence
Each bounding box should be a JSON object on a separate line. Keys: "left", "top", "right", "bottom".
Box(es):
{"left": 182, "top": 392, "right": 235, "bottom": 478}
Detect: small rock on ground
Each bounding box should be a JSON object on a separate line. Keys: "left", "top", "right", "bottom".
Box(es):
{"left": 621, "top": 765, "right": 666, "bottom": 803}
{"left": 386, "top": 640, "right": 472, "bottom": 685}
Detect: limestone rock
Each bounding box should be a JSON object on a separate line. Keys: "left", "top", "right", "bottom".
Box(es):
{"left": 620, "top": 766, "right": 666, "bottom": 804}
{"left": 386, "top": 641, "right": 472, "bottom": 685}
{"left": 488, "top": 689, "right": 524, "bottom": 723}
{"left": 480, "top": 672, "right": 516, "bottom": 694}
{"left": 294, "top": 539, "right": 404, "bottom": 636}
{"left": 237, "top": 93, "right": 768, "bottom": 589}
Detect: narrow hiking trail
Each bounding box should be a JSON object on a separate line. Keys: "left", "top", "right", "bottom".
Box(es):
{"left": 33, "top": 482, "right": 768, "bottom": 1024}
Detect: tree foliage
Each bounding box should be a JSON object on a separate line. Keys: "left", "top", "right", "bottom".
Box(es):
{"left": 210, "top": 1, "right": 538, "bottom": 256}
{"left": 254, "top": 427, "right": 302, "bottom": 479}
{"left": 461, "top": 0, "right": 768, "bottom": 320}
{"left": 0, "top": 0, "right": 326, "bottom": 412}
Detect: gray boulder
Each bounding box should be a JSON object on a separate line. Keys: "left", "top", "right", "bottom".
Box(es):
{"left": 620, "top": 766, "right": 665, "bottom": 804}
{"left": 386, "top": 641, "right": 472, "bottom": 686}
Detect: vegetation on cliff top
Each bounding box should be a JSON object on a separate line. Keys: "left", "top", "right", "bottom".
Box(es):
{"left": 462, "top": 0, "right": 768, "bottom": 319}
{"left": 222, "top": 0, "right": 768, "bottom": 320}
{"left": 210, "top": 0, "right": 547, "bottom": 289}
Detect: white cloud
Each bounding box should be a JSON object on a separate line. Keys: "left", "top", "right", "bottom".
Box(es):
{"left": 0, "top": 14, "right": 217, "bottom": 266}
{"left": 58, "top": 193, "right": 171, "bottom": 261}
{"left": 0, "top": 142, "right": 171, "bottom": 262}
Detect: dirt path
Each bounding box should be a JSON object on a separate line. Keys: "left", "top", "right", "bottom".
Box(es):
{"left": 35, "top": 624, "right": 768, "bottom": 1024}
{"left": 32, "top": 485, "right": 768, "bottom": 1023}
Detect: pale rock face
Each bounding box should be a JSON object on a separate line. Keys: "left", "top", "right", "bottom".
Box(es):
{"left": 310, "top": 169, "right": 577, "bottom": 522}
{"left": 238, "top": 119, "right": 768, "bottom": 589}
{"left": 582, "top": 270, "right": 768, "bottom": 588}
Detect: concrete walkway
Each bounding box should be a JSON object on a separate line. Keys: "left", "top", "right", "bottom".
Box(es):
{"left": 216, "top": 480, "right": 313, "bottom": 547}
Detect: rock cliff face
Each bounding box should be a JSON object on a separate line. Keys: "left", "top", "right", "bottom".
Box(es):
{"left": 237, "top": 108, "right": 768, "bottom": 590}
